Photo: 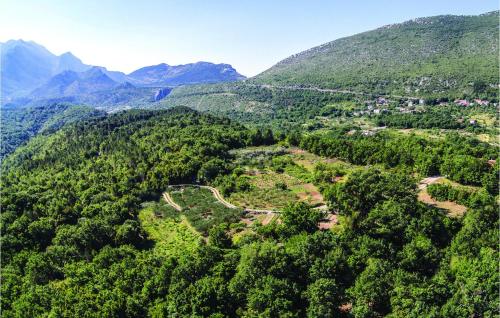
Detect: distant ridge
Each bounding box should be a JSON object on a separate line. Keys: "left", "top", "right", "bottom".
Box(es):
{"left": 128, "top": 62, "right": 245, "bottom": 86}
{"left": 1, "top": 39, "right": 246, "bottom": 103}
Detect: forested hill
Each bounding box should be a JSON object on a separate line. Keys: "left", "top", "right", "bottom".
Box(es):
{"left": 1, "top": 103, "right": 105, "bottom": 159}
{"left": 254, "top": 11, "right": 499, "bottom": 99}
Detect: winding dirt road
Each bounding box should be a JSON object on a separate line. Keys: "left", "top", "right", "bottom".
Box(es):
{"left": 162, "top": 192, "right": 182, "bottom": 211}
{"left": 163, "top": 184, "right": 279, "bottom": 214}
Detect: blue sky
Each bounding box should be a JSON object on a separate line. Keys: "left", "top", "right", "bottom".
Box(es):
{"left": 1, "top": 0, "right": 497, "bottom": 76}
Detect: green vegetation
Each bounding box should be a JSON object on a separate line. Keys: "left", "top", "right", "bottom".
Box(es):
{"left": 138, "top": 203, "right": 201, "bottom": 257}
{"left": 169, "top": 187, "right": 243, "bottom": 234}
{"left": 297, "top": 128, "right": 497, "bottom": 188}
{"left": 1, "top": 103, "right": 105, "bottom": 158}
{"left": 255, "top": 12, "right": 499, "bottom": 100}
{"left": 377, "top": 106, "right": 470, "bottom": 129}
{"left": 214, "top": 146, "right": 326, "bottom": 210}
{"left": 1, "top": 10, "right": 499, "bottom": 318}
{"left": 156, "top": 82, "right": 359, "bottom": 128}
{"left": 427, "top": 183, "right": 495, "bottom": 209}
{"left": 1, "top": 105, "right": 498, "bottom": 317}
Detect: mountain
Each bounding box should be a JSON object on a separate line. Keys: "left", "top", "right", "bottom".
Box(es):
{"left": 30, "top": 67, "right": 119, "bottom": 99}
{"left": 55, "top": 52, "right": 90, "bottom": 74}
{"left": 2, "top": 39, "right": 245, "bottom": 104}
{"left": 0, "top": 40, "right": 91, "bottom": 99}
{"left": 254, "top": 11, "right": 499, "bottom": 98}
{"left": 128, "top": 62, "right": 246, "bottom": 86}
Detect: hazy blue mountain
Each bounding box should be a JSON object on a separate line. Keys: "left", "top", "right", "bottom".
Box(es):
{"left": 55, "top": 52, "right": 90, "bottom": 74}
{"left": 128, "top": 62, "right": 246, "bottom": 86}
{"left": 1, "top": 40, "right": 91, "bottom": 99}
{"left": 2, "top": 39, "right": 245, "bottom": 106}
{"left": 30, "top": 67, "right": 119, "bottom": 98}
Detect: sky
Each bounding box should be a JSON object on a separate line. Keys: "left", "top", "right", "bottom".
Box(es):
{"left": 1, "top": 0, "right": 498, "bottom": 77}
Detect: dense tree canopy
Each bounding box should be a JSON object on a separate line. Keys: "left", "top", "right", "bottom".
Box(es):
{"left": 1, "top": 106, "right": 498, "bottom": 317}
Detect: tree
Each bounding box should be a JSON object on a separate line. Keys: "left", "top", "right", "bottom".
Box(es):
{"left": 360, "top": 200, "right": 410, "bottom": 245}
{"left": 115, "top": 220, "right": 142, "bottom": 246}
{"left": 306, "top": 278, "right": 342, "bottom": 317}
{"left": 198, "top": 159, "right": 227, "bottom": 183}
{"left": 279, "top": 202, "right": 324, "bottom": 237}
{"left": 441, "top": 248, "right": 498, "bottom": 317}
{"left": 440, "top": 155, "right": 488, "bottom": 185}
{"left": 209, "top": 223, "right": 232, "bottom": 249}
{"left": 245, "top": 275, "right": 300, "bottom": 318}
{"left": 399, "top": 235, "right": 440, "bottom": 276}
{"left": 348, "top": 258, "right": 393, "bottom": 317}
{"left": 325, "top": 168, "right": 416, "bottom": 218}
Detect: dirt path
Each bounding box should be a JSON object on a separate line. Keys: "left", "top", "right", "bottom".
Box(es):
{"left": 418, "top": 176, "right": 443, "bottom": 190}
{"left": 165, "top": 184, "right": 279, "bottom": 213}
{"left": 260, "top": 213, "right": 276, "bottom": 225}
{"left": 202, "top": 186, "right": 238, "bottom": 209}
{"left": 162, "top": 192, "right": 182, "bottom": 211}
{"left": 164, "top": 184, "right": 337, "bottom": 228}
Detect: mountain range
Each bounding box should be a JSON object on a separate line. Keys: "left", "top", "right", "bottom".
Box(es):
{"left": 1, "top": 39, "right": 246, "bottom": 103}
{"left": 2, "top": 11, "right": 498, "bottom": 113}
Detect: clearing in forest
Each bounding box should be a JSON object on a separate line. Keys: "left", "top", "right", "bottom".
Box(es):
{"left": 138, "top": 203, "right": 201, "bottom": 257}
{"left": 417, "top": 176, "right": 469, "bottom": 217}
{"left": 169, "top": 186, "right": 244, "bottom": 234}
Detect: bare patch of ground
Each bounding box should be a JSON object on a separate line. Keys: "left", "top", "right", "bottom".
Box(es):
{"left": 318, "top": 214, "right": 338, "bottom": 230}
{"left": 418, "top": 190, "right": 467, "bottom": 217}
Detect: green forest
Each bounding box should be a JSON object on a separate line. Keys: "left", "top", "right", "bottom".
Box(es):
{"left": 1, "top": 103, "right": 105, "bottom": 158}
{"left": 1, "top": 106, "right": 498, "bottom": 317}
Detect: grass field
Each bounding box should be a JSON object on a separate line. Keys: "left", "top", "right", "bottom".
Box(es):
{"left": 285, "top": 147, "right": 351, "bottom": 172}
{"left": 138, "top": 202, "right": 201, "bottom": 257}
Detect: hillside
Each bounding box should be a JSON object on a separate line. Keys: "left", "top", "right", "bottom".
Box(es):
{"left": 154, "top": 12, "right": 499, "bottom": 128}
{"left": 254, "top": 11, "right": 499, "bottom": 99}
{"left": 1, "top": 103, "right": 105, "bottom": 158}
